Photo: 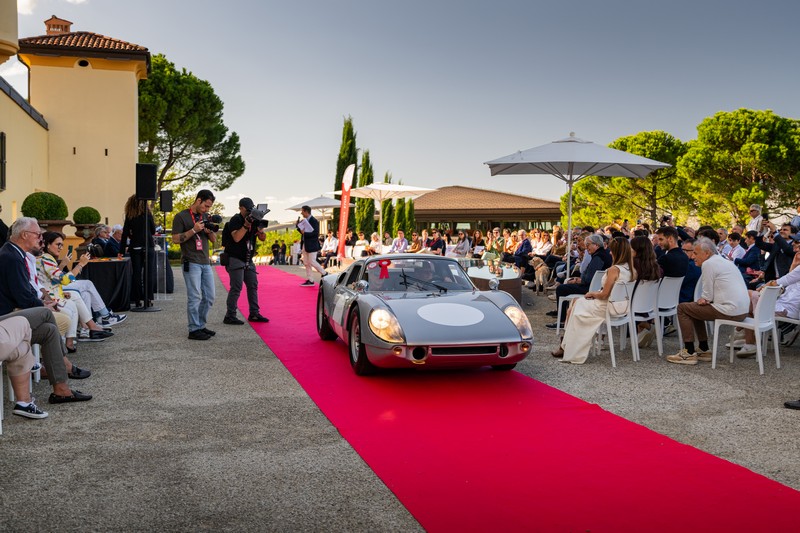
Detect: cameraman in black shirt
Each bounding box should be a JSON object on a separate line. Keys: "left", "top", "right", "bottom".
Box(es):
{"left": 221, "top": 198, "right": 269, "bottom": 325}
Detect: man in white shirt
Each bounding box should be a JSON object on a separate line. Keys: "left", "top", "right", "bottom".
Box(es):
{"left": 717, "top": 228, "right": 732, "bottom": 256}
{"left": 667, "top": 237, "right": 749, "bottom": 365}
{"left": 726, "top": 233, "right": 746, "bottom": 261}
{"left": 746, "top": 204, "right": 763, "bottom": 233}
{"left": 388, "top": 230, "right": 408, "bottom": 253}
{"left": 319, "top": 230, "right": 339, "bottom": 268}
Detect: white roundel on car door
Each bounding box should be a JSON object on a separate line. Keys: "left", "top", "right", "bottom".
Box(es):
{"left": 416, "top": 303, "right": 484, "bottom": 326}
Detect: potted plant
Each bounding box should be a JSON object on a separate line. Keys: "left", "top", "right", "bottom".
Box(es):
{"left": 72, "top": 206, "right": 102, "bottom": 244}
{"left": 20, "top": 192, "right": 71, "bottom": 233}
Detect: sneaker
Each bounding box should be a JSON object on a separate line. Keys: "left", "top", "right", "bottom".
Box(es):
{"left": 785, "top": 399, "right": 800, "bottom": 410}
{"left": 695, "top": 349, "right": 712, "bottom": 362}
{"left": 300, "top": 280, "right": 315, "bottom": 287}
{"left": 663, "top": 324, "right": 677, "bottom": 336}
{"left": 638, "top": 327, "right": 656, "bottom": 348}
{"left": 77, "top": 330, "right": 113, "bottom": 342}
{"left": 12, "top": 402, "right": 49, "bottom": 419}
{"left": 202, "top": 328, "right": 216, "bottom": 337}
{"left": 547, "top": 294, "right": 557, "bottom": 302}
{"left": 735, "top": 344, "right": 757, "bottom": 358}
{"left": 101, "top": 313, "right": 127, "bottom": 327}
{"left": 223, "top": 316, "right": 245, "bottom": 325}
{"left": 188, "top": 329, "right": 211, "bottom": 340}
{"left": 734, "top": 328, "right": 746, "bottom": 341}
{"left": 725, "top": 339, "right": 746, "bottom": 348}
{"left": 248, "top": 314, "right": 270, "bottom": 323}
{"left": 666, "top": 349, "right": 698, "bottom": 365}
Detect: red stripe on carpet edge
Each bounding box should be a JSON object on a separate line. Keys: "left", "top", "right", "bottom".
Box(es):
{"left": 218, "top": 266, "right": 800, "bottom": 532}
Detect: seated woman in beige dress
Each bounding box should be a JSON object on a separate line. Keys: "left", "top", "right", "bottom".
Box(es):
{"left": 551, "top": 237, "right": 637, "bottom": 364}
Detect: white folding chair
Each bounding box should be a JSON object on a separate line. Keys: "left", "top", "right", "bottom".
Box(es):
{"left": 352, "top": 245, "right": 365, "bottom": 259}
{"left": 629, "top": 280, "right": 660, "bottom": 361}
{"left": 1, "top": 361, "right": 5, "bottom": 435}
{"left": 711, "top": 285, "right": 782, "bottom": 375}
{"left": 775, "top": 315, "right": 800, "bottom": 346}
{"left": 344, "top": 246, "right": 353, "bottom": 259}
{"left": 655, "top": 276, "right": 685, "bottom": 355}
{"left": 593, "top": 281, "right": 639, "bottom": 368}
{"left": 557, "top": 270, "right": 605, "bottom": 335}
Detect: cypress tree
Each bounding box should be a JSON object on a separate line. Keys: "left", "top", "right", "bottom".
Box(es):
{"left": 355, "top": 150, "right": 375, "bottom": 235}
{"left": 380, "top": 172, "right": 393, "bottom": 237}
{"left": 393, "top": 197, "right": 407, "bottom": 235}
{"left": 332, "top": 116, "right": 357, "bottom": 230}
{"left": 405, "top": 198, "right": 416, "bottom": 234}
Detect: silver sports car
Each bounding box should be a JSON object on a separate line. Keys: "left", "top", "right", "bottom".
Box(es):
{"left": 316, "top": 254, "right": 534, "bottom": 375}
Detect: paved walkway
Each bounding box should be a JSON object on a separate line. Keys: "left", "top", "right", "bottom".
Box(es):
{"left": 1, "top": 265, "right": 797, "bottom": 531}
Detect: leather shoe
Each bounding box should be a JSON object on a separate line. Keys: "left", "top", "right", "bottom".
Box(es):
{"left": 49, "top": 389, "right": 93, "bottom": 403}
{"left": 546, "top": 310, "right": 559, "bottom": 317}
{"left": 202, "top": 328, "right": 216, "bottom": 336}
{"left": 67, "top": 365, "right": 91, "bottom": 379}
{"left": 248, "top": 314, "right": 270, "bottom": 323}
{"left": 545, "top": 322, "right": 564, "bottom": 330}
{"left": 785, "top": 399, "right": 800, "bottom": 410}
{"left": 223, "top": 316, "right": 245, "bottom": 325}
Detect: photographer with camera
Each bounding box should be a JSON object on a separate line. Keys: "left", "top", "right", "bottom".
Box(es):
{"left": 172, "top": 190, "right": 219, "bottom": 340}
{"left": 221, "top": 198, "right": 269, "bottom": 325}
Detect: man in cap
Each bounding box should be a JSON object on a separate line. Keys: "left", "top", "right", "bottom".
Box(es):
{"left": 221, "top": 197, "right": 269, "bottom": 324}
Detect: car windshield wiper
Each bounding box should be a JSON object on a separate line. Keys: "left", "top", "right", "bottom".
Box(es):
{"left": 400, "top": 269, "right": 447, "bottom": 293}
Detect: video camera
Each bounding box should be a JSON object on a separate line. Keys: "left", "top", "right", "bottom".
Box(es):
{"left": 245, "top": 203, "right": 270, "bottom": 230}
{"left": 202, "top": 214, "right": 223, "bottom": 233}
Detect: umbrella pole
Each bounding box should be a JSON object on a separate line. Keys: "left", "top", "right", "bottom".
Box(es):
{"left": 566, "top": 179, "right": 574, "bottom": 277}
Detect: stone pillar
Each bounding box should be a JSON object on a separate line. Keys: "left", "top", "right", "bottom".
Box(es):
{"left": 0, "top": 0, "right": 19, "bottom": 65}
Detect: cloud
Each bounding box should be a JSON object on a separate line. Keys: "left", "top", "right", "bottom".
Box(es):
{"left": 17, "top": 0, "right": 36, "bottom": 15}
{"left": 0, "top": 61, "right": 27, "bottom": 77}
{"left": 64, "top": 0, "right": 89, "bottom": 3}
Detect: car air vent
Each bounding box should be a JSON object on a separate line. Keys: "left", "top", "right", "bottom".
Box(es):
{"left": 430, "top": 346, "right": 499, "bottom": 356}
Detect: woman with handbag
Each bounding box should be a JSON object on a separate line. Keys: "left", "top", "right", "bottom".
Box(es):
{"left": 551, "top": 237, "right": 636, "bottom": 364}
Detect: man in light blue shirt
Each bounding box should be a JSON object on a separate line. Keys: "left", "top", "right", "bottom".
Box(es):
{"left": 389, "top": 230, "right": 408, "bottom": 253}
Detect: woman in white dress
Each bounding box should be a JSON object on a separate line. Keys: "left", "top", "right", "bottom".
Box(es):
{"left": 551, "top": 237, "right": 637, "bottom": 364}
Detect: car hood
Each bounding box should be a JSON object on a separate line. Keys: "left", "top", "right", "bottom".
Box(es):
{"left": 375, "top": 291, "right": 523, "bottom": 344}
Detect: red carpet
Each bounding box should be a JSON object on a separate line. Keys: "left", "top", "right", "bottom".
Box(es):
{"left": 218, "top": 266, "right": 800, "bottom": 532}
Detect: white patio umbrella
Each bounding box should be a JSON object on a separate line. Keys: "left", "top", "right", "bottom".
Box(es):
{"left": 485, "top": 133, "right": 671, "bottom": 273}
{"left": 334, "top": 183, "right": 436, "bottom": 237}
{"left": 288, "top": 195, "right": 354, "bottom": 234}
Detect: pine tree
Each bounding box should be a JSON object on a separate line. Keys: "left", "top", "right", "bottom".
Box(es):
{"left": 355, "top": 150, "right": 375, "bottom": 235}
{"left": 332, "top": 116, "right": 357, "bottom": 230}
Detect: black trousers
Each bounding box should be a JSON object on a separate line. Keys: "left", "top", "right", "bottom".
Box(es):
{"left": 225, "top": 258, "right": 260, "bottom": 319}
{"left": 130, "top": 248, "right": 156, "bottom": 305}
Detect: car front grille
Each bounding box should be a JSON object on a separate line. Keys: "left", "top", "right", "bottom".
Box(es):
{"left": 430, "top": 345, "right": 499, "bottom": 356}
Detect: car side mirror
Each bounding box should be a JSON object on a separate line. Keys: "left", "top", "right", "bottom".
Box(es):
{"left": 488, "top": 278, "right": 500, "bottom": 291}
{"left": 355, "top": 280, "right": 369, "bottom": 293}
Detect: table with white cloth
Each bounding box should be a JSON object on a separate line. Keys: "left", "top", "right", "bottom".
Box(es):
{"left": 457, "top": 258, "right": 523, "bottom": 304}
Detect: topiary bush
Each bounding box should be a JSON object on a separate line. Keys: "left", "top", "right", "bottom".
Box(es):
{"left": 73, "top": 206, "right": 101, "bottom": 225}
{"left": 21, "top": 192, "right": 69, "bottom": 221}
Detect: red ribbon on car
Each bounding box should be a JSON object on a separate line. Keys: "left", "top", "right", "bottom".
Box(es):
{"left": 378, "top": 259, "right": 392, "bottom": 279}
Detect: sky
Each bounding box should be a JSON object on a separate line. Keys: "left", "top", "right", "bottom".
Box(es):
{"left": 3, "top": 0, "right": 800, "bottom": 223}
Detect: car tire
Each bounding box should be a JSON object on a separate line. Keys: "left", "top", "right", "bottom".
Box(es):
{"left": 491, "top": 363, "right": 517, "bottom": 371}
{"left": 349, "top": 309, "right": 377, "bottom": 376}
{"left": 316, "top": 290, "right": 336, "bottom": 341}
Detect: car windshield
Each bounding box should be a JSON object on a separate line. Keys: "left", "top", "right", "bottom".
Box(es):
{"left": 363, "top": 258, "right": 474, "bottom": 292}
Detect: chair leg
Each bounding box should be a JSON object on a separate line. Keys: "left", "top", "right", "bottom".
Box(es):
{"left": 753, "top": 329, "right": 764, "bottom": 375}
{"left": 772, "top": 326, "right": 781, "bottom": 369}
{"left": 556, "top": 299, "right": 563, "bottom": 336}
{"left": 676, "top": 315, "right": 683, "bottom": 347}
{"left": 729, "top": 326, "right": 737, "bottom": 364}
{"left": 607, "top": 322, "right": 616, "bottom": 368}
{"left": 712, "top": 321, "right": 721, "bottom": 369}
{"left": 655, "top": 315, "right": 664, "bottom": 357}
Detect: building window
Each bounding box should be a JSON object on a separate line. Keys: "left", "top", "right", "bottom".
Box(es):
{"left": 0, "top": 132, "right": 6, "bottom": 191}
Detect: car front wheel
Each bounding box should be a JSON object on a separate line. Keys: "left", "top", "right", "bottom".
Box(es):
{"left": 316, "top": 290, "right": 336, "bottom": 340}
{"left": 349, "top": 309, "right": 377, "bottom": 376}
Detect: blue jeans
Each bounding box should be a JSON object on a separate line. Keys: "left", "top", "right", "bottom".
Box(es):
{"left": 183, "top": 263, "right": 215, "bottom": 333}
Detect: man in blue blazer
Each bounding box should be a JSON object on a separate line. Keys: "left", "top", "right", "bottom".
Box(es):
{"left": 296, "top": 205, "right": 326, "bottom": 286}
{"left": 0, "top": 217, "right": 92, "bottom": 404}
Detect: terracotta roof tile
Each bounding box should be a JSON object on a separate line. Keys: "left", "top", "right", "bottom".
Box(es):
{"left": 414, "top": 185, "right": 561, "bottom": 211}
{"left": 19, "top": 32, "right": 148, "bottom": 53}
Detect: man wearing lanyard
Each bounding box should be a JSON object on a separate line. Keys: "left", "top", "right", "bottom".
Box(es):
{"left": 221, "top": 197, "right": 269, "bottom": 325}
{"left": 172, "top": 190, "right": 218, "bottom": 340}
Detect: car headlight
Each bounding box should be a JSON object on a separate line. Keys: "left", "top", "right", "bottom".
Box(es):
{"left": 368, "top": 308, "right": 405, "bottom": 343}
{"left": 504, "top": 305, "right": 533, "bottom": 340}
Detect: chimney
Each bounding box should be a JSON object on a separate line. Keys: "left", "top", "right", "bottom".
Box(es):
{"left": 44, "top": 15, "right": 73, "bottom": 35}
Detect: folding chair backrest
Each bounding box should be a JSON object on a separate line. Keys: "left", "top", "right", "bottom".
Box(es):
{"left": 753, "top": 286, "right": 782, "bottom": 327}
{"left": 657, "top": 276, "right": 684, "bottom": 309}
{"left": 694, "top": 277, "right": 703, "bottom": 301}
{"left": 631, "top": 280, "right": 659, "bottom": 315}
{"left": 607, "top": 281, "right": 634, "bottom": 311}
{"left": 352, "top": 245, "right": 365, "bottom": 258}
{"left": 588, "top": 269, "right": 606, "bottom": 292}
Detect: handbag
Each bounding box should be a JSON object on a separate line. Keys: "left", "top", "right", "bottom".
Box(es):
{"left": 607, "top": 283, "right": 630, "bottom": 316}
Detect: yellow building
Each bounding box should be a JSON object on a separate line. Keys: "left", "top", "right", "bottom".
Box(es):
{"left": 0, "top": 2, "right": 149, "bottom": 227}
